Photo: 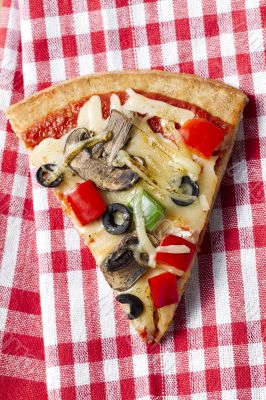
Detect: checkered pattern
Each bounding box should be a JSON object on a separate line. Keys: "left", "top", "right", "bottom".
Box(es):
{"left": 0, "top": 1, "right": 47, "bottom": 398}
{"left": 1, "top": 0, "right": 266, "bottom": 399}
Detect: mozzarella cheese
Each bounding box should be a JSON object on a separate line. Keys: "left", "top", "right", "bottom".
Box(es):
{"left": 125, "top": 89, "right": 194, "bottom": 125}
{"left": 199, "top": 194, "right": 210, "bottom": 211}
{"left": 77, "top": 95, "right": 105, "bottom": 132}
{"left": 157, "top": 245, "right": 191, "bottom": 254}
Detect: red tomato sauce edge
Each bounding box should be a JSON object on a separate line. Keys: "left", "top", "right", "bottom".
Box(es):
{"left": 22, "top": 90, "right": 231, "bottom": 148}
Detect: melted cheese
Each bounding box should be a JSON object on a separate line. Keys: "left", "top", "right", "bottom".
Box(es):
{"left": 157, "top": 263, "right": 185, "bottom": 276}
{"left": 77, "top": 95, "right": 105, "bottom": 132}
{"left": 157, "top": 244, "right": 190, "bottom": 254}
{"left": 153, "top": 220, "right": 193, "bottom": 242}
{"left": 125, "top": 89, "right": 194, "bottom": 125}
{"left": 110, "top": 94, "right": 122, "bottom": 111}
{"left": 30, "top": 89, "right": 219, "bottom": 341}
{"left": 131, "top": 120, "right": 201, "bottom": 176}
{"left": 126, "top": 267, "right": 165, "bottom": 341}
{"left": 199, "top": 194, "right": 210, "bottom": 211}
{"left": 29, "top": 132, "right": 83, "bottom": 192}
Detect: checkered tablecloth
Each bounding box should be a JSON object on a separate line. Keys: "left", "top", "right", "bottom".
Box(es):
{"left": 0, "top": 0, "right": 266, "bottom": 399}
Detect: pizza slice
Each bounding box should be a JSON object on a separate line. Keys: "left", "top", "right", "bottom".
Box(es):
{"left": 6, "top": 71, "right": 247, "bottom": 343}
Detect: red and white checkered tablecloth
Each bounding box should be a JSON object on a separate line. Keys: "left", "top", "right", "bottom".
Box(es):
{"left": 0, "top": 0, "right": 266, "bottom": 399}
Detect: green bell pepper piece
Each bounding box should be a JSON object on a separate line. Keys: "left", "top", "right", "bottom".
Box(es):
{"left": 129, "top": 190, "right": 165, "bottom": 232}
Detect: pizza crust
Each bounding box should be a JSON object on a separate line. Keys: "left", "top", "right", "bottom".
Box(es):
{"left": 5, "top": 71, "right": 248, "bottom": 342}
{"left": 6, "top": 70, "right": 247, "bottom": 136}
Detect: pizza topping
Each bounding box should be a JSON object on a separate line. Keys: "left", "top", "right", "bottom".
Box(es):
{"left": 65, "top": 114, "right": 139, "bottom": 191}
{"left": 156, "top": 235, "right": 196, "bottom": 273}
{"left": 115, "top": 148, "right": 198, "bottom": 206}
{"left": 147, "top": 116, "right": 165, "bottom": 135}
{"left": 153, "top": 219, "right": 193, "bottom": 241}
{"left": 129, "top": 190, "right": 165, "bottom": 232}
{"left": 157, "top": 244, "right": 191, "bottom": 254}
{"left": 171, "top": 176, "right": 199, "bottom": 207}
{"left": 78, "top": 95, "right": 106, "bottom": 132}
{"left": 102, "top": 203, "right": 132, "bottom": 235}
{"left": 134, "top": 123, "right": 201, "bottom": 177}
{"left": 115, "top": 293, "right": 144, "bottom": 320}
{"left": 114, "top": 150, "right": 166, "bottom": 198}
{"left": 125, "top": 88, "right": 195, "bottom": 125}
{"left": 66, "top": 180, "right": 106, "bottom": 225}
{"left": 158, "top": 264, "right": 186, "bottom": 277}
{"left": 39, "top": 128, "right": 111, "bottom": 187}
{"left": 131, "top": 155, "right": 145, "bottom": 167}
{"left": 100, "top": 233, "right": 146, "bottom": 292}
{"left": 149, "top": 272, "right": 179, "bottom": 309}
{"left": 132, "top": 187, "right": 156, "bottom": 268}
{"left": 65, "top": 127, "right": 119, "bottom": 164}
{"left": 180, "top": 118, "right": 226, "bottom": 159}
{"left": 65, "top": 128, "right": 138, "bottom": 191}
{"left": 103, "top": 109, "right": 133, "bottom": 165}
{"left": 199, "top": 194, "right": 210, "bottom": 211}
{"left": 70, "top": 151, "right": 139, "bottom": 191}
{"left": 135, "top": 90, "right": 231, "bottom": 132}
{"left": 64, "top": 127, "right": 93, "bottom": 152}
{"left": 36, "top": 163, "right": 63, "bottom": 188}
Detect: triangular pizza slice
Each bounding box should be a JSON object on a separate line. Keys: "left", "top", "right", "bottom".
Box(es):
{"left": 6, "top": 71, "right": 247, "bottom": 343}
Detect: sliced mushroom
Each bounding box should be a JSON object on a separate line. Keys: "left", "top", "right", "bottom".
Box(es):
{"left": 116, "top": 294, "right": 144, "bottom": 319}
{"left": 103, "top": 110, "right": 133, "bottom": 165}
{"left": 36, "top": 164, "right": 63, "bottom": 188}
{"left": 100, "top": 233, "right": 147, "bottom": 292}
{"left": 65, "top": 121, "right": 139, "bottom": 191}
{"left": 64, "top": 127, "right": 104, "bottom": 159}
{"left": 64, "top": 127, "right": 92, "bottom": 151}
{"left": 91, "top": 142, "right": 104, "bottom": 159}
{"left": 70, "top": 151, "right": 139, "bottom": 191}
{"left": 171, "top": 176, "right": 199, "bottom": 206}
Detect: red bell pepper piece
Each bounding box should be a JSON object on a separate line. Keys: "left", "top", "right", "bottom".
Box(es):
{"left": 149, "top": 272, "right": 179, "bottom": 308}
{"left": 66, "top": 180, "right": 106, "bottom": 225}
{"left": 180, "top": 118, "right": 225, "bottom": 158}
{"left": 156, "top": 235, "right": 196, "bottom": 272}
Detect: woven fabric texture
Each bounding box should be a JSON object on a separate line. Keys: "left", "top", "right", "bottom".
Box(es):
{"left": 0, "top": 1, "right": 265, "bottom": 399}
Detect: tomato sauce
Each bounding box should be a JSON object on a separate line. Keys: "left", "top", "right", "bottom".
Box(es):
{"left": 23, "top": 90, "right": 230, "bottom": 148}
{"left": 22, "top": 97, "right": 89, "bottom": 147}
{"left": 147, "top": 116, "right": 164, "bottom": 135}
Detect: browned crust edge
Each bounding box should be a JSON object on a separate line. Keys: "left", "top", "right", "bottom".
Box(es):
{"left": 6, "top": 70, "right": 248, "bottom": 139}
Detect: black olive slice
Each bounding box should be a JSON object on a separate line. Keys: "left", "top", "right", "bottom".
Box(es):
{"left": 171, "top": 176, "right": 199, "bottom": 207}
{"left": 102, "top": 203, "right": 132, "bottom": 235}
{"left": 116, "top": 293, "right": 144, "bottom": 320}
{"left": 36, "top": 164, "right": 63, "bottom": 188}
